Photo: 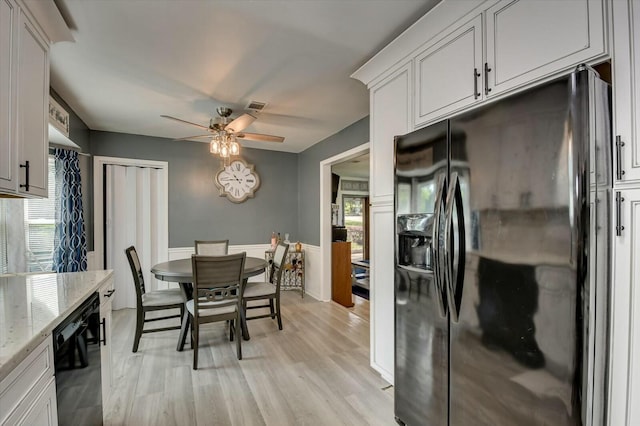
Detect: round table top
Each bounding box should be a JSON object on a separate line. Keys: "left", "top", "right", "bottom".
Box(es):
{"left": 151, "top": 256, "right": 266, "bottom": 283}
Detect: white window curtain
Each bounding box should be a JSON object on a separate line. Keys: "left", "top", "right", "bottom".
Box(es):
{"left": 105, "top": 164, "right": 167, "bottom": 310}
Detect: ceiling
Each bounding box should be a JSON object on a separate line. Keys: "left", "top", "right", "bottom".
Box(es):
{"left": 50, "top": 0, "right": 440, "bottom": 153}
{"left": 332, "top": 152, "right": 370, "bottom": 179}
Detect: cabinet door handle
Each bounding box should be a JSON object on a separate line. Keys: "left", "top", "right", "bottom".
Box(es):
{"left": 19, "top": 161, "right": 30, "bottom": 191}
{"left": 100, "top": 318, "right": 107, "bottom": 346}
{"left": 615, "top": 191, "right": 625, "bottom": 236}
{"left": 484, "top": 63, "right": 492, "bottom": 96}
{"left": 474, "top": 68, "right": 481, "bottom": 99}
{"left": 616, "top": 135, "right": 625, "bottom": 180}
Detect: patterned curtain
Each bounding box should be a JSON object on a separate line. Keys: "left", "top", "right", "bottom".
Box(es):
{"left": 53, "top": 148, "right": 87, "bottom": 272}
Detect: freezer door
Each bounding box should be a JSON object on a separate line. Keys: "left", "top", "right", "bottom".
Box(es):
{"left": 394, "top": 120, "right": 449, "bottom": 425}
{"left": 447, "top": 71, "right": 598, "bottom": 425}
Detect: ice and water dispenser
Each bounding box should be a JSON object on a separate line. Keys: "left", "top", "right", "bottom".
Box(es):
{"left": 396, "top": 213, "right": 434, "bottom": 270}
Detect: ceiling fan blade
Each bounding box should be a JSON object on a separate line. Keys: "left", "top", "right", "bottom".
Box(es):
{"left": 236, "top": 132, "right": 285, "bottom": 143}
{"left": 161, "top": 115, "right": 209, "bottom": 130}
{"left": 226, "top": 113, "right": 256, "bottom": 133}
{"left": 174, "top": 134, "right": 211, "bottom": 141}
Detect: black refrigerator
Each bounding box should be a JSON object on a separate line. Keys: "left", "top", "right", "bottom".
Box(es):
{"left": 394, "top": 66, "right": 611, "bottom": 425}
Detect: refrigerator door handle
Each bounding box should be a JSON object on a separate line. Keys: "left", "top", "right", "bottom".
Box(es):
{"left": 443, "top": 172, "right": 466, "bottom": 323}
{"left": 432, "top": 173, "right": 448, "bottom": 317}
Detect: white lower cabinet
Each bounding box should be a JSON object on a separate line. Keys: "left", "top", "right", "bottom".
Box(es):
{"left": 369, "top": 203, "right": 395, "bottom": 382}
{"left": 0, "top": 338, "right": 56, "bottom": 426}
{"left": 15, "top": 378, "right": 57, "bottom": 426}
{"left": 99, "top": 277, "right": 115, "bottom": 409}
{"left": 609, "top": 188, "right": 640, "bottom": 426}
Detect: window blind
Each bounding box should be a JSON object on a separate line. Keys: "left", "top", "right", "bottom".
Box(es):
{"left": 23, "top": 157, "right": 56, "bottom": 272}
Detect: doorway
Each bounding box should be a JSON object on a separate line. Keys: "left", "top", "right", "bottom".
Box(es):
{"left": 342, "top": 194, "right": 369, "bottom": 261}
{"left": 319, "top": 143, "right": 370, "bottom": 303}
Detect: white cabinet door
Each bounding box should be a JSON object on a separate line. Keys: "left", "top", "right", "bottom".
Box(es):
{"left": 16, "top": 8, "right": 48, "bottom": 198}
{"left": 100, "top": 285, "right": 114, "bottom": 408}
{"left": 0, "top": 0, "right": 16, "bottom": 192}
{"left": 485, "top": 0, "right": 606, "bottom": 97}
{"left": 370, "top": 62, "right": 411, "bottom": 204}
{"left": 16, "top": 378, "right": 57, "bottom": 426}
{"left": 414, "top": 14, "right": 482, "bottom": 128}
{"left": 369, "top": 204, "right": 395, "bottom": 383}
{"left": 609, "top": 188, "right": 640, "bottom": 426}
{"left": 612, "top": 0, "right": 640, "bottom": 184}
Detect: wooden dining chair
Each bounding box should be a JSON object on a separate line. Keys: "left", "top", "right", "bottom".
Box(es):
{"left": 243, "top": 242, "right": 289, "bottom": 331}
{"left": 125, "top": 246, "right": 186, "bottom": 352}
{"left": 188, "top": 252, "right": 246, "bottom": 369}
{"left": 194, "top": 239, "right": 229, "bottom": 255}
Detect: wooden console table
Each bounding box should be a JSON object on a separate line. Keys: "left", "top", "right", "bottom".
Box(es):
{"left": 332, "top": 241, "right": 354, "bottom": 307}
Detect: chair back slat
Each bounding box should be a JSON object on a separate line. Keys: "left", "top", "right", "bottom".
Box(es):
{"left": 195, "top": 240, "right": 229, "bottom": 255}
{"left": 191, "top": 253, "right": 246, "bottom": 315}
{"left": 125, "top": 246, "right": 146, "bottom": 299}
{"left": 269, "top": 243, "right": 289, "bottom": 289}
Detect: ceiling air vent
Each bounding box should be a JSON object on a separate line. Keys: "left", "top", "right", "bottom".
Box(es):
{"left": 246, "top": 101, "right": 267, "bottom": 112}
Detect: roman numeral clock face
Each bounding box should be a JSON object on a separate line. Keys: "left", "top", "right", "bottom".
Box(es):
{"left": 214, "top": 159, "right": 261, "bottom": 203}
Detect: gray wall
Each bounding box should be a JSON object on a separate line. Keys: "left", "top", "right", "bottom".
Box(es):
{"left": 297, "top": 116, "right": 369, "bottom": 245}
{"left": 90, "top": 131, "right": 299, "bottom": 247}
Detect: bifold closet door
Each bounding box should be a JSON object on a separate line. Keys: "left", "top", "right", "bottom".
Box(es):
{"left": 105, "top": 164, "right": 167, "bottom": 310}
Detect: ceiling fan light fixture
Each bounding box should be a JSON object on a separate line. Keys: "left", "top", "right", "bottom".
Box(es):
{"left": 210, "top": 139, "right": 219, "bottom": 154}
{"left": 230, "top": 141, "right": 240, "bottom": 155}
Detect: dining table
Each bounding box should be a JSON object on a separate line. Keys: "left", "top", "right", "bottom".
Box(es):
{"left": 150, "top": 256, "right": 267, "bottom": 350}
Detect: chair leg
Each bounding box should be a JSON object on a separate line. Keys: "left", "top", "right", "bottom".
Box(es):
{"left": 276, "top": 297, "right": 283, "bottom": 330}
{"left": 133, "top": 308, "right": 144, "bottom": 352}
{"left": 229, "top": 319, "right": 235, "bottom": 341}
{"left": 192, "top": 320, "right": 199, "bottom": 370}
{"left": 269, "top": 299, "right": 275, "bottom": 319}
{"left": 235, "top": 313, "right": 242, "bottom": 360}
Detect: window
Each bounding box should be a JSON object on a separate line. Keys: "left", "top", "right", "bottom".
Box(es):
{"left": 0, "top": 156, "right": 56, "bottom": 273}
{"left": 24, "top": 156, "right": 56, "bottom": 272}
{"left": 0, "top": 203, "right": 7, "bottom": 274}
{"left": 343, "top": 195, "right": 368, "bottom": 261}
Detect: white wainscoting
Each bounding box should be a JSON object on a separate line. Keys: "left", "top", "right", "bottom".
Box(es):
{"left": 91, "top": 245, "right": 322, "bottom": 298}
{"left": 302, "top": 244, "right": 322, "bottom": 301}
{"left": 167, "top": 244, "right": 321, "bottom": 300}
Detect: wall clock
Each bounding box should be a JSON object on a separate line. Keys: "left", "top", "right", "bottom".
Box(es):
{"left": 214, "top": 159, "right": 261, "bottom": 203}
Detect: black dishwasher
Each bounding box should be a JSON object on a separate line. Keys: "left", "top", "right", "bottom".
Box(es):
{"left": 53, "top": 292, "right": 103, "bottom": 425}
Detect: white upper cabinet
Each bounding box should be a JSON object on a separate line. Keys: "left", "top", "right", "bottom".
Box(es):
{"left": 17, "top": 7, "right": 48, "bottom": 198}
{"left": 0, "top": 0, "right": 50, "bottom": 198}
{"left": 409, "top": 0, "right": 607, "bottom": 129}
{"left": 485, "top": 0, "right": 606, "bottom": 97}
{"left": 414, "top": 15, "right": 482, "bottom": 127}
{"left": 370, "top": 62, "right": 411, "bottom": 202}
{"left": 612, "top": 0, "right": 640, "bottom": 184}
{"left": 0, "top": 0, "right": 17, "bottom": 193}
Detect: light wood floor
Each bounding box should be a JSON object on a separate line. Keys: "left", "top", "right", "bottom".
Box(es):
{"left": 105, "top": 291, "right": 393, "bottom": 425}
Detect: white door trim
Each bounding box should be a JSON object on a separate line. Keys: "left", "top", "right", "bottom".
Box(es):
{"left": 93, "top": 156, "right": 169, "bottom": 270}
{"left": 319, "top": 143, "right": 370, "bottom": 302}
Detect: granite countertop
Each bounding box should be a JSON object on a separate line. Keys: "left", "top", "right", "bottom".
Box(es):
{"left": 0, "top": 270, "right": 113, "bottom": 382}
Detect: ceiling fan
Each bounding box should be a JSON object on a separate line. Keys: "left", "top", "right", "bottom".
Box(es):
{"left": 161, "top": 107, "right": 285, "bottom": 143}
